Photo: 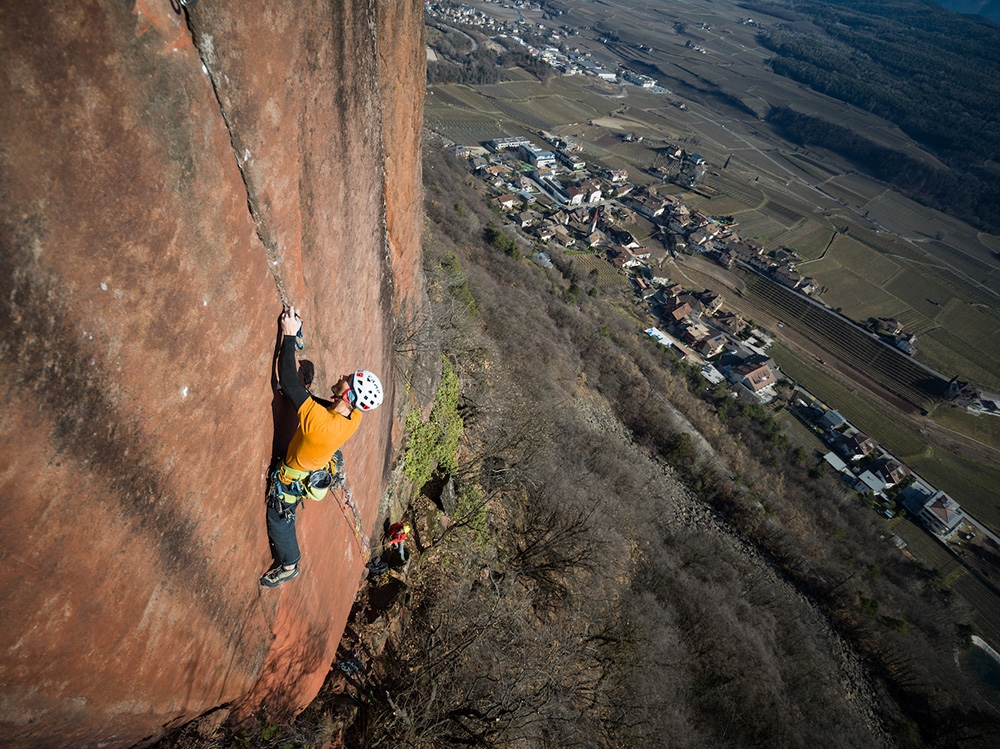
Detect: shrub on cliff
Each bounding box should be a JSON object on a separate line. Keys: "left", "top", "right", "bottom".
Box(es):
{"left": 402, "top": 356, "right": 462, "bottom": 492}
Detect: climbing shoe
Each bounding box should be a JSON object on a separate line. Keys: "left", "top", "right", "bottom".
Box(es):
{"left": 260, "top": 565, "right": 300, "bottom": 588}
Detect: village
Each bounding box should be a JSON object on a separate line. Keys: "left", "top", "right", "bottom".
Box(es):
{"left": 426, "top": 1, "right": 665, "bottom": 87}
{"left": 444, "top": 129, "right": 1000, "bottom": 581}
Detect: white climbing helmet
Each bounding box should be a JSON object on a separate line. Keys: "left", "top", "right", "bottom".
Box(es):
{"left": 350, "top": 370, "right": 384, "bottom": 411}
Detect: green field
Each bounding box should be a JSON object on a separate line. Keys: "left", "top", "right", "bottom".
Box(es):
{"left": 772, "top": 338, "right": 1000, "bottom": 528}
{"left": 781, "top": 221, "right": 836, "bottom": 261}
{"left": 776, "top": 408, "right": 829, "bottom": 457}
{"left": 892, "top": 518, "right": 961, "bottom": 570}
{"left": 815, "top": 267, "right": 907, "bottom": 320}
{"left": 883, "top": 267, "right": 952, "bottom": 319}
{"left": 904, "top": 331, "right": 993, "bottom": 386}
{"left": 826, "top": 236, "right": 902, "bottom": 285}
{"left": 933, "top": 408, "right": 1000, "bottom": 453}
{"left": 733, "top": 214, "right": 788, "bottom": 243}
{"left": 770, "top": 343, "right": 927, "bottom": 458}
{"left": 908, "top": 449, "right": 1000, "bottom": 532}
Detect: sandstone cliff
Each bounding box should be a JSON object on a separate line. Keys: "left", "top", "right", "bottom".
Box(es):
{"left": 0, "top": 1, "right": 424, "bottom": 746}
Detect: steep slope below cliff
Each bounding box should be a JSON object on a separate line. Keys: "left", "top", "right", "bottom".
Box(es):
{"left": 0, "top": 1, "right": 423, "bottom": 747}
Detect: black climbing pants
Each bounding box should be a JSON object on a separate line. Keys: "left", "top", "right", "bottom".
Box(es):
{"left": 266, "top": 499, "right": 302, "bottom": 567}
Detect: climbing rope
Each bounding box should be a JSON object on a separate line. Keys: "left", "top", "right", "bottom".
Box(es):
{"left": 332, "top": 474, "right": 371, "bottom": 562}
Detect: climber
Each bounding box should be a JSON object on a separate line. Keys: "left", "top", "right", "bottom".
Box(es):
{"left": 387, "top": 522, "right": 411, "bottom": 562}
{"left": 261, "top": 306, "right": 384, "bottom": 588}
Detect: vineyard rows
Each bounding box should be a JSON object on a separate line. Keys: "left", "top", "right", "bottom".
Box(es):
{"left": 741, "top": 271, "right": 945, "bottom": 411}
{"left": 953, "top": 573, "right": 1000, "bottom": 648}
{"left": 718, "top": 184, "right": 764, "bottom": 209}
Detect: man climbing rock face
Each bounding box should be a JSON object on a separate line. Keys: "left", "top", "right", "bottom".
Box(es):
{"left": 261, "top": 306, "right": 384, "bottom": 588}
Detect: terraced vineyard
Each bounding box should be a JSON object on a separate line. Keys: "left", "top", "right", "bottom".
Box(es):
{"left": 740, "top": 269, "right": 947, "bottom": 412}
{"left": 955, "top": 573, "right": 1000, "bottom": 648}
{"left": 885, "top": 520, "right": 1000, "bottom": 645}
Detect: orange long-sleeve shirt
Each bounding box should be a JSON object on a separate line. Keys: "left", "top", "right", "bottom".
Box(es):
{"left": 284, "top": 398, "right": 362, "bottom": 472}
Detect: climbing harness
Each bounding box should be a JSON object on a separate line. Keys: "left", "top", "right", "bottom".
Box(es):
{"left": 270, "top": 451, "right": 342, "bottom": 503}
{"left": 265, "top": 480, "right": 300, "bottom": 523}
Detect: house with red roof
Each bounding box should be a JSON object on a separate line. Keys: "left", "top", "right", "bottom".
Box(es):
{"left": 915, "top": 490, "right": 964, "bottom": 538}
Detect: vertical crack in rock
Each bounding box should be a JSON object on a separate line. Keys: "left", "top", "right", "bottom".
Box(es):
{"left": 364, "top": 0, "right": 396, "bottom": 364}
{"left": 180, "top": 9, "right": 290, "bottom": 306}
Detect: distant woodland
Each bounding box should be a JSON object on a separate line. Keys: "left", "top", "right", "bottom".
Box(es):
{"left": 742, "top": 0, "right": 1000, "bottom": 231}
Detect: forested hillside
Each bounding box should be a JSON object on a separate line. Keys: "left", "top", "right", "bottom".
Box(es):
{"left": 742, "top": 0, "right": 1000, "bottom": 231}
{"left": 338, "top": 148, "right": 1000, "bottom": 747}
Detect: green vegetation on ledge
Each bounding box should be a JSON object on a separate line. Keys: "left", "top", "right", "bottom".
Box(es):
{"left": 402, "top": 356, "right": 463, "bottom": 491}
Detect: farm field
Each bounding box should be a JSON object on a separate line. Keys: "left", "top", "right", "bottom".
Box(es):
{"left": 892, "top": 518, "right": 962, "bottom": 571}
{"left": 761, "top": 198, "right": 808, "bottom": 229}
{"left": 778, "top": 221, "right": 835, "bottom": 260}
{"left": 775, "top": 408, "right": 829, "bottom": 457}
{"left": 953, "top": 573, "right": 1000, "bottom": 651}
{"left": 981, "top": 233, "right": 1000, "bottom": 254}
{"left": 680, "top": 194, "right": 747, "bottom": 218}
{"left": 933, "top": 408, "right": 1000, "bottom": 453}
{"left": 813, "top": 267, "right": 906, "bottom": 321}
{"left": 867, "top": 191, "right": 948, "bottom": 239}
{"left": 770, "top": 343, "right": 927, "bottom": 459}
{"left": 908, "top": 449, "right": 1000, "bottom": 532}
{"left": 741, "top": 271, "right": 945, "bottom": 412}
{"left": 823, "top": 174, "right": 887, "bottom": 204}
{"left": 883, "top": 266, "right": 954, "bottom": 319}
{"left": 925, "top": 238, "right": 1000, "bottom": 284}
{"left": 825, "top": 236, "right": 902, "bottom": 285}
{"left": 701, "top": 178, "right": 765, "bottom": 210}
{"left": 730, "top": 214, "right": 787, "bottom": 243}
{"left": 782, "top": 153, "right": 839, "bottom": 183}
{"left": 918, "top": 332, "right": 1000, "bottom": 392}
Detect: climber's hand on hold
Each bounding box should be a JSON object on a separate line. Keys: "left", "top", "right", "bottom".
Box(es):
{"left": 280, "top": 307, "right": 302, "bottom": 337}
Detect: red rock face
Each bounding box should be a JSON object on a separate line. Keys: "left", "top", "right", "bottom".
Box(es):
{"left": 0, "top": 1, "right": 424, "bottom": 746}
